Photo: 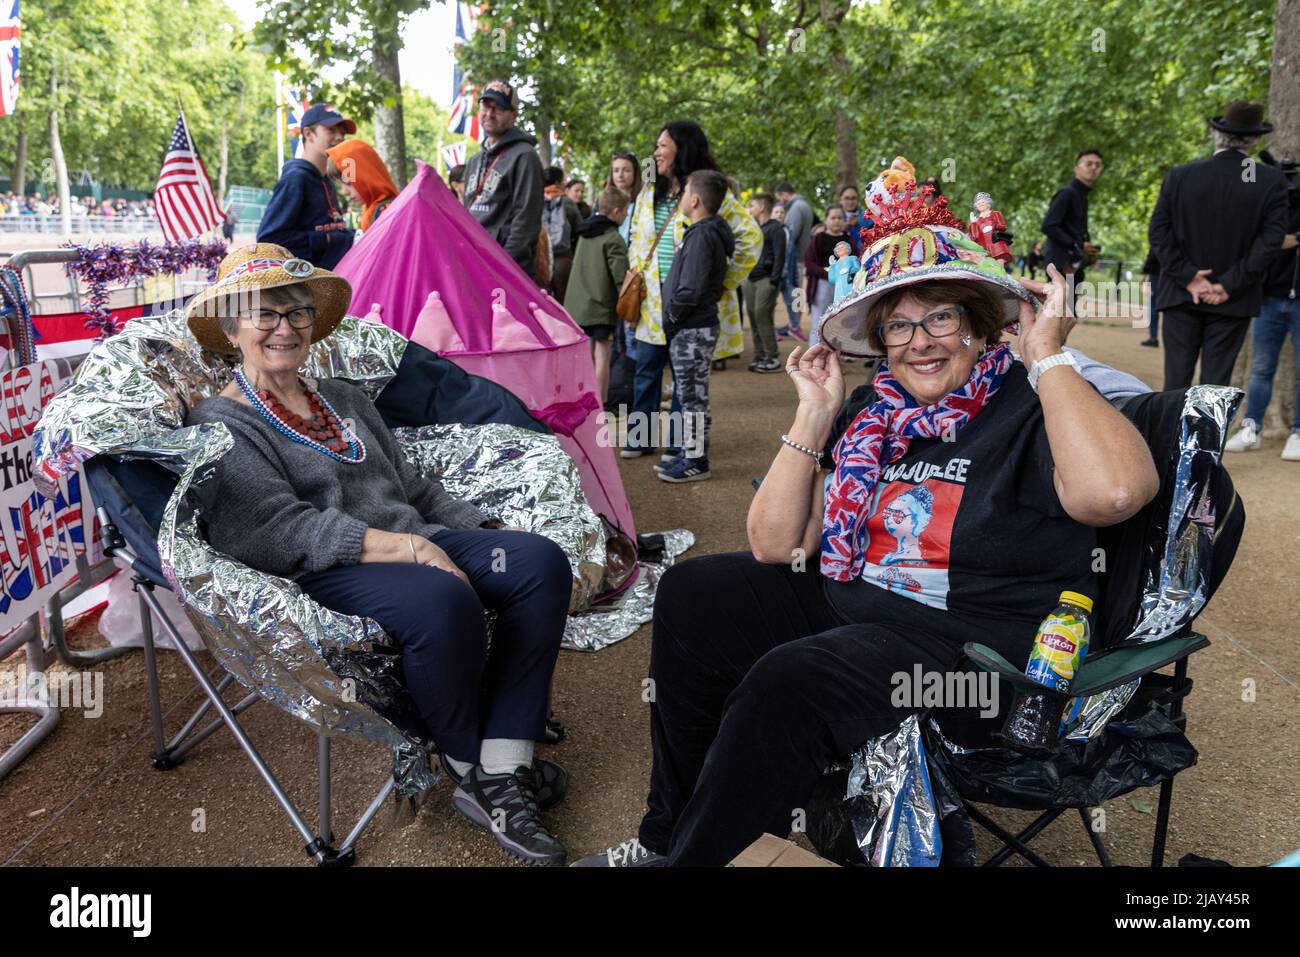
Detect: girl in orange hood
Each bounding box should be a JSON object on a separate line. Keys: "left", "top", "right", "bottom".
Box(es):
{"left": 326, "top": 139, "right": 400, "bottom": 233}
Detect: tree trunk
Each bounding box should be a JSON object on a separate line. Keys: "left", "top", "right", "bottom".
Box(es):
{"left": 371, "top": 25, "right": 408, "bottom": 189}
{"left": 1265, "top": 0, "right": 1297, "bottom": 437}
{"left": 821, "top": 1, "right": 857, "bottom": 190}
{"left": 48, "top": 70, "right": 71, "bottom": 239}
{"left": 12, "top": 127, "right": 26, "bottom": 197}
{"left": 534, "top": 109, "right": 553, "bottom": 168}
{"left": 834, "top": 105, "right": 858, "bottom": 192}
{"left": 1233, "top": 0, "right": 1297, "bottom": 438}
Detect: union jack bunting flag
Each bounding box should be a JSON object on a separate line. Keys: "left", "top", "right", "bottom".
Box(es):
{"left": 0, "top": 1, "right": 19, "bottom": 117}
{"left": 446, "top": 82, "right": 482, "bottom": 141}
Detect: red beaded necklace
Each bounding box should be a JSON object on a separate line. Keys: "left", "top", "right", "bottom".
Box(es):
{"left": 257, "top": 382, "right": 350, "bottom": 454}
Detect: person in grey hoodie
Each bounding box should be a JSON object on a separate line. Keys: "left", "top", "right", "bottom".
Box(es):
{"left": 462, "top": 80, "right": 545, "bottom": 279}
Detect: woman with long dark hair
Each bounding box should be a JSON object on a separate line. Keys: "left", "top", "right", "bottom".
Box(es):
{"left": 622, "top": 121, "right": 761, "bottom": 459}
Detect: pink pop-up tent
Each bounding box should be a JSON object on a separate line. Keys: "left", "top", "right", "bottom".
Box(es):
{"left": 334, "top": 161, "right": 635, "bottom": 538}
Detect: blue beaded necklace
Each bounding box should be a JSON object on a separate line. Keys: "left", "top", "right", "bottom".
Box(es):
{"left": 233, "top": 366, "right": 367, "bottom": 465}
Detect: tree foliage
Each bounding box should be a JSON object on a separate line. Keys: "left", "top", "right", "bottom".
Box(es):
{"left": 0, "top": 0, "right": 1281, "bottom": 258}
{"left": 458, "top": 0, "right": 1277, "bottom": 259}
{"left": 0, "top": 0, "right": 278, "bottom": 196}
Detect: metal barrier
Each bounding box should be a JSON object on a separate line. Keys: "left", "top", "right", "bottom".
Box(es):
{"left": 0, "top": 249, "right": 82, "bottom": 336}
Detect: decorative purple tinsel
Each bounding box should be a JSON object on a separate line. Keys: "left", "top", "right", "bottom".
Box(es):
{"left": 62, "top": 239, "right": 227, "bottom": 339}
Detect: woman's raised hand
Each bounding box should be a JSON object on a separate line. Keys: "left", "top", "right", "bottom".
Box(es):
{"left": 1017, "top": 263, "right": 1076, "bottom": 368}
{"left": 786, "top": 344, "right": 845, "bottom": 415}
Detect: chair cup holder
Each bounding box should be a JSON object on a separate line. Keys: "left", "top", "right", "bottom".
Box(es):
{"left": 996, "top": 686, "right": 1071, "bottom": 760}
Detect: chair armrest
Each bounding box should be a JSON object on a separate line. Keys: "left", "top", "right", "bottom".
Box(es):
{"left": 963, "top": 633, "right": 1210, "bottom": 698}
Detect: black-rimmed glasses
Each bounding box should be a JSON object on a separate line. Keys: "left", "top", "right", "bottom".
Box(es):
{"left": 878, "top": 304, "right": 965, "bottom": 347}
{"left": 241, "top": 306, "right": 317, "bottom": 331}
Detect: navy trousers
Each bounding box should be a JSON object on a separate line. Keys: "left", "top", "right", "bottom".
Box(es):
{"left": 299, "top": 529, "right": 571, "bottom": 765}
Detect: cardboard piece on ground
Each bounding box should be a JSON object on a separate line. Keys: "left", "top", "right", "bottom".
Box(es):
{"left": 730, "top": 834, "right": 839, "bottom": 868}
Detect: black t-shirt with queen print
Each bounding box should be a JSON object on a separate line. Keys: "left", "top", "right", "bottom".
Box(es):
{"left": 820, "top": 362, "right": 1098, "bottom": 639}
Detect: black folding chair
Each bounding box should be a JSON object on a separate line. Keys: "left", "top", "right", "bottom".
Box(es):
{"left": 933, "top": 385, "right": 1245, "bottom": 867}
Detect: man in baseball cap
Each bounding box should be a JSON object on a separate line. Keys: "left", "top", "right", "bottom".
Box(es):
{"left": 257, "top": 103, "right": 357, "bottom": 269}
{"left": 462, "top": 80, "right": 545, "bottom": 279}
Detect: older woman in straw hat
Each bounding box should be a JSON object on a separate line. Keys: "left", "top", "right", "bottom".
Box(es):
{"left": 184, "top": 243, "right": 573, "bottom": 866}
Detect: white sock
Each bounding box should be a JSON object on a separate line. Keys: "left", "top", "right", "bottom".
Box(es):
{"left": 480, "top": 738, "right": 535, "bottom": 775}
{"left": 444, "top": 755, "right": 473, "bottom": 777}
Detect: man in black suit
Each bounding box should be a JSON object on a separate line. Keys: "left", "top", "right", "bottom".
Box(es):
{"left": 1149, "top": 101, "right": 1290, "bottom": 390}
{"left": 1042, "top": 149, "right": 1104, "bottom": 309}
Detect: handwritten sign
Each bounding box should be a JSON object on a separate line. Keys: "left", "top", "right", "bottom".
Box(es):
{"left": 0, "top": 359, "right": 98, "bottom": 624}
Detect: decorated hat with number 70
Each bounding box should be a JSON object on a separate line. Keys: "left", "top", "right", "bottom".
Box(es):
{"left": 817, "top": 178, "right": 1037, "bottom": 358}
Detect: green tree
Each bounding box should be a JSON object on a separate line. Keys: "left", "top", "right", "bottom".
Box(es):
{"left": 254, "top": 0, "right": 433, "bottom": 187}
{"left": 0, "top": 0, "right": 283, "bottom": 200}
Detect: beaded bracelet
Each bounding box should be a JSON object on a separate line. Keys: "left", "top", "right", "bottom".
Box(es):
{"left": 780, "top": 434, "right": 822, "bottom": 461}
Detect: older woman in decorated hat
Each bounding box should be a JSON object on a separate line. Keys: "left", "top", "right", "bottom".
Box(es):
{"left": 575, "top": 180, "right": 1160, "bottom": 868}
{"left": 184, "top": 243, "right": 573, "bottom": 866}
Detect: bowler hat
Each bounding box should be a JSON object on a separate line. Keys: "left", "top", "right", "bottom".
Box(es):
{"left": 1209, "top": 100, "right": 1274, "bottom": 137}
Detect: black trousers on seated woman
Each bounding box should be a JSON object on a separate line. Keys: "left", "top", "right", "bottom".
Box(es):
{"left": 299, "top": 529, "right": 571, "bottom": 765}
{"left": 639, "top": 552, "right": 1036, "bottom": 867}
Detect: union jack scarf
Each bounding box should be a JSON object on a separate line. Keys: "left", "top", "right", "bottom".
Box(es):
{"left": 820, "top": 342, "right": 1014, "bottom": 581}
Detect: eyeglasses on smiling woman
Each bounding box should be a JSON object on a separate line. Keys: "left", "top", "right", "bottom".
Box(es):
{"left": 240, "top": 306, "right": 318, "bottom": 331}
{"left": 878, "top": 304, "right": 966, "bottom": 347}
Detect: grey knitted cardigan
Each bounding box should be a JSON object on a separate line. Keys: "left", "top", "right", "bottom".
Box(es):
{"left": 185, "top": 378, "right": 488, "bottom": 579}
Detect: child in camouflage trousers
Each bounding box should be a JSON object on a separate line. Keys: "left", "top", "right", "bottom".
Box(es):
{"left": 657, "top": 169, "right": 736, "bottom": 483}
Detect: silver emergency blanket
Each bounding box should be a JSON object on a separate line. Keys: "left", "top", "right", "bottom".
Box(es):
{"left": 31, "top": 310, "right": 682, "bottom": 796}
{"left": 396, "top": 423, "right": 606, "bottom": 613}
{"left": 1063, "top": 383, "right": 1240, "bottom": 740}
{"left": 841, "top": 385, "right": 1240, "bottom": 860}
{"left": 562, "top": 528, "right": 695, "bottom": 651}
{"left": 1123, "top": 384, "right": 1239, "bottom": 645}
{"left": 845, "top": 715, "right": 942, "bottom": 866}
{"left": 31, "top": 311, "right": 406, "bottom": 498}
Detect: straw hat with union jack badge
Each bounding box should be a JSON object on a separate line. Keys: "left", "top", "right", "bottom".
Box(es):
{"left": 185, "top": 243, "right": 353, "bottom": 354}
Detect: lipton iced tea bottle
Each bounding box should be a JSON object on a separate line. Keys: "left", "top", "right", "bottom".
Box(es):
{"left": 1024, "top": 592, "right": 1093, "bottom": 692}
{"left": 999, "top": 592, "right": 1094, "bottom": 758}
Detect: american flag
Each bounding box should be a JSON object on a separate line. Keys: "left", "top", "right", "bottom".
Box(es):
{"left": 0, "top": 0, "right": 19, "bottom": 117}
{"left": 153, "top": 111, "right": 224, "bottom": 241}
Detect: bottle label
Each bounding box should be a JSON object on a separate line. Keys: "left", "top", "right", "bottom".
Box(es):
{"left": 1026, "top": 614, "right": 1089, "bottom": 692}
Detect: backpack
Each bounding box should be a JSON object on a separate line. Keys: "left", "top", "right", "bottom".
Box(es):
{"left": 542, "top": 196, "right": 573, "bottom": 258}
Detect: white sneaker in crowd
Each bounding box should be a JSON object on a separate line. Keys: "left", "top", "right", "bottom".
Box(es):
{"left": 1282, "top": 433, "right": 1300, "bottom": 462}
{"left": 1224, "top": 420, "right": 1260, "bottom": 453}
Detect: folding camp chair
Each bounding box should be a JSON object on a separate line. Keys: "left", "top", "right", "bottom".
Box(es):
{"left": 930, "top": 384, "right": 1245, "bottom": 867}
{"left": 806, "top": 385, "right": 1245, "bottom": 868}
{"left": 40, "top": 312, "right": 611, "bottom": 866}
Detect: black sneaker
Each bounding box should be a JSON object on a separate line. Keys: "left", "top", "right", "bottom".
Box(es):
{"left": 571, "top": 837, "right": 668, "bottom": 867}
{"left": 756, "top": 358, "right": 783, "bottom": 373}
{"left": 451, "top": 765, "right": 566, "bottom": 866}
{"left": 441, "top": 754, "right": 569, "bottom": 810}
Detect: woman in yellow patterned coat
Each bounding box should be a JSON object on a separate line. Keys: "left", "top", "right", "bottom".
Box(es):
{"left": 621, "top": 121, "right": 761, "bottom": 459}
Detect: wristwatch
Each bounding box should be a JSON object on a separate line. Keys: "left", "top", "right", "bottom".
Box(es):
{"left": 1027, "top": 352, "right": 1079, "bottom": 393}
